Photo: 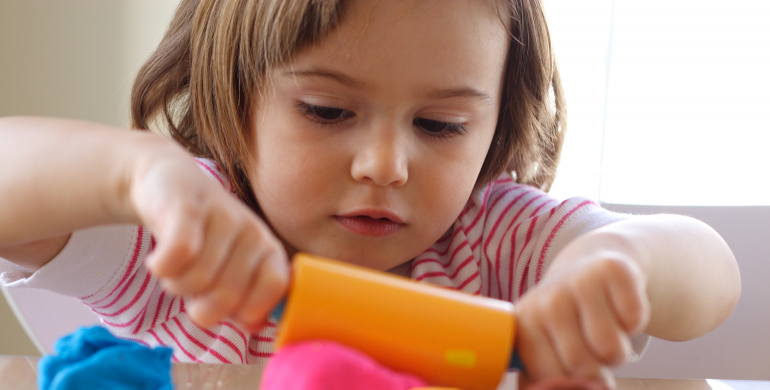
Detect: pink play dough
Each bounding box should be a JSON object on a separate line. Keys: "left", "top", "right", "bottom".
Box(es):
{"left": 260, "top": 341, "right": 428, "bottom": 390}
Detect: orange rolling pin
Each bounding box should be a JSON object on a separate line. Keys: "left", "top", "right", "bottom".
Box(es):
{"left": 271, "top": 253, "right": 523, "bottom": 390}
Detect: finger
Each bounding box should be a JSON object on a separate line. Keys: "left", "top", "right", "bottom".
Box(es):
{"left": 575, "top": 279, "right": 634, "bottom": 366}
{"left": 146, "top": 206, "right": 205, "bottom": 278}
{"left": 598, "top": 366, "right": 617, "bottom": 390}
{"left": 544, "top": 293, "right": 605, "bottom": 379}
{"left": 161, "top": 211, "right": 237, "bottom": 296}
{"left": 232, "top": 242, "right": 289, "bottom": 331}
{"left": 187, "top": 228, "right": 264, "bottom": 328}
{"left": 515, "top": 302, "right": 568, "bottom": 381}
{"left": 604, "top": 259, "right": 650, "bottom": 335}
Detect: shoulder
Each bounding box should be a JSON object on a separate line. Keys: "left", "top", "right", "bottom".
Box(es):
{"left": 462, "top": 174, "right": 619, "bottom": 231}
{"left": 458, "top": 174, "right": 556, "bottom": 231}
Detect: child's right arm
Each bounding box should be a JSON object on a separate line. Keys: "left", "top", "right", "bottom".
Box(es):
{"left": 0, "top": 116, "right": 288, "bottom": 331}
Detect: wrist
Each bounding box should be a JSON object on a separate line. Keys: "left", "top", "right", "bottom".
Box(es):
{"left": 546, "top": 225, "right": 649, "bottom": 280}
{"left": 106, "top": 130, "right": 184, "bottom": 224}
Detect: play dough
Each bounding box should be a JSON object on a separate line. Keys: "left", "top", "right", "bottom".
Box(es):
{"left": 260, "top": 340, "right": 429, "bottom": 390}
{"left": 38, "top": 326, "right": 173, "bottom": 390}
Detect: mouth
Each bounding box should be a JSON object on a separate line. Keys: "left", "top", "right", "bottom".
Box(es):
{"left": 334, "top": 210, "right": 405, "bottom": 238}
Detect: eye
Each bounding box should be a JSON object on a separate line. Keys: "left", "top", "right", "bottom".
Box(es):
{"left": 296, "top": 102, "right": 355, "bottom": 125}
{"left": 413, "top": 117, "right": 467, "bottom": 138}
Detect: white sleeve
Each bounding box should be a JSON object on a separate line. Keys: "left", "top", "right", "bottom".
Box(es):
{"left": 1, "top": 224, "right": 140, "bottom": 298}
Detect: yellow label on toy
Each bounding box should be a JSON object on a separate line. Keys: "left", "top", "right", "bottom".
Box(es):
{"left": 443, "top": 349, "right": 477, "bottom": 368}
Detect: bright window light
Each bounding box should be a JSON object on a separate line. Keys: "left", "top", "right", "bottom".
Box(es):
{"left": 547, "top": 0, "right": 770, "bottom": 206}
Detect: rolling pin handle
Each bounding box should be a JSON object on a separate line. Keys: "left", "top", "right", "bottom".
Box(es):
{"left": 508, "top": 350, "right": 525, "bottom": 371}
{"left": 271, "top": 298, "right": 287, "bottom": 322}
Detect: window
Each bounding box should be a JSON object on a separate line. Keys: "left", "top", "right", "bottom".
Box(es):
{"left": 546, "top": 0, "right": 770, "bottom": 205}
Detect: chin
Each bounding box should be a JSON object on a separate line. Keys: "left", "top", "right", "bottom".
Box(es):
{"left": 305, "top": 245, "right": 407, "bottom": 272}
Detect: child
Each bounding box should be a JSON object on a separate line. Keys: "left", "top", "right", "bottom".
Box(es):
{"left": 0, "top": 0, "right": 740, "bottom": 386}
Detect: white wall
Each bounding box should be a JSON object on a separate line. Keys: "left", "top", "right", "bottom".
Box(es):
{"left": 0, "top": 0, "right": 178, "bottom": 356}
{"left": 607, "top": 204, "right": 770, "bottom": 380}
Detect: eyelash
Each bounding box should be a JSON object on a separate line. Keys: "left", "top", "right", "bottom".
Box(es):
{"left": 412, "top": 118, "right": 467, "bottom": 139}
{"left": 296, "top": 102, "right": 355, "bottom": 126}
{"left": 296, "top": 102, "right": 467, "bottom": 139}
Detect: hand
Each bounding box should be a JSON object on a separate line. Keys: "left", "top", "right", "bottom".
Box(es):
{"left": 126, "top": 139, "right": 289, "bottom": 331}
{"left": 514, "top": 251, "right": 650, "bottom": 388}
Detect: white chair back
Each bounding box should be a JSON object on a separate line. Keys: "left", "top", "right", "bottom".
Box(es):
{"left": 1, "top": 285, "right": 100, "bottom": 354}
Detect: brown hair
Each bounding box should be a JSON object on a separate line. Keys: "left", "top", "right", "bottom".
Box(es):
{"left": 131, "top": 0, "right": 565, "bottom": 213}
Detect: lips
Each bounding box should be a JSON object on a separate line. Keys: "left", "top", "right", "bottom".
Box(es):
{"left": 334, "top": 210, "right": 405, "bottom": 238}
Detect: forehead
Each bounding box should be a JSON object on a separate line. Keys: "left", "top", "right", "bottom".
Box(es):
{"left": 283, "top": 0, "right": 510, "bottom": 99}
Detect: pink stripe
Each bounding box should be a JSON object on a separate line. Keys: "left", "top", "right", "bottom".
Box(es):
{"left": 248, "top": 347, "right": 272, "bottom": 358}
{"left": 457, "top": 202, "right": 475, "bottom": 219}
{"left": 447, "top": 255, "right": 475, "bottom": 280}
{"left": 457, "top": 271, "right": 479, "bottom": 290}
{"left": 222, "top": 321, "right": 248, "bottom": 346}
{"left": 471, "top": 235, "right": 482, "bottom": 251}
{"left": 194, "top": 323, "right": 244, "bottom": 364}
{"left": 423, "top": 229, "right": 464, "bottom": 256}
{"left": 484, "top": 190, "right": 533, "bottom": 252}
{"left": 528, "top": 199, "right": 557, "bottom": 219}
{"left": 518, "top": 261, "right": 531, "bottom": 299}
{"left": 147, "top": 330, "right": 179, "bottom": 362}
{"left": 89, "top": 272, "right": 137, "bottom": 310}
{"left": 464, "top": 185, "right": 493, "bottom": 233}
{"left": 482, "top": 190, "right": 532, "bottom": 296}
{"left": 413, "top": 238, "right": 466, "bottom": 268}
{"left": 92, "top": 271, "right": 152, "bottom": 317}
{"left": 535, "top": 201, "right": 594, "bottom": 281}
{"left": 196, "top": 160, "right": 227, "bottom": 190}
{"left": 172, "top": 318, "right": 231, "bottom": 364}
{"left": 485, "top": 185, "right": 525, "bottom": 215}
{"left": 150, "top": 290, "right": 166, "bottom": 329}
{"left": 507, "top": 223, "right": 522, "bottom": 302}
{"left": 255, "top": 336, "right": 273, "bottom": 343}
{"left": 102, "top": 309, "right": 144, "bottom": 328}
{"left": 413, "top": 240, "right": 468, "bottom": 269}
{"left": 493, "top": 194, "right": 546, "bottom": 299}
{"left": 415, "top": 271, "right": 450, "bottom": 281}
{"left": 133, "top": 307, "right": 147, "bottom": 334}
{"left": 161, "top": 323, "right": 200, "bottom": 362}
{"left": 82, "top": 227, "right": 145, "bottom": 302}
{"left": 446, "top": 240, "right": 470, "bottom": 267}
{"left": 147, "top": 329, "right": 167, "bottom": 347}
{"left": 165, "top": 296, "right": 177, "bottom": 322}
{"left": 517, "top": 216, "right": 540, "bottom": 298}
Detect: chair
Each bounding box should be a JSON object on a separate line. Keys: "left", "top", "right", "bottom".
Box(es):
{"left": 1, "top": 285, "right": 100, "bottom": 354}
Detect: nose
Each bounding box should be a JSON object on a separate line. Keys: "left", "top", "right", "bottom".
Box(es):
{"left": 350, "top": 122, "right": 409, "bottom": 187}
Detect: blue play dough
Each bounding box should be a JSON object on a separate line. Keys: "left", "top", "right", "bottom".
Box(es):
{"left": 38, "top": 326, "right": 174, "bottom": 390}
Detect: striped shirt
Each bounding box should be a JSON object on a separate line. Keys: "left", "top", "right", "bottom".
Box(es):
{"left": 1, "top": 159, "right": 626, "bottom": 365}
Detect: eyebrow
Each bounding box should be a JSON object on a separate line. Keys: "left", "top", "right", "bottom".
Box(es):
{"left": 284, "top": 69, "right": 364, "bottom": 89}
{"left": 283, "top": 69, "right": 493, "bottom": 104}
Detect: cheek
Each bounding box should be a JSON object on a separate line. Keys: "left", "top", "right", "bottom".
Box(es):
{"left": 249, "top": 105, "right": 344, "bottom": 229}
{"left": 416, "top": 129, "right": 495, "bottom": 226}
{"left": 250, "top": 105, "right": 308, "bottom": 213}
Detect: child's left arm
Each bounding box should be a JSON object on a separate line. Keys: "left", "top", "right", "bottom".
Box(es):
{"left": 515, "top": 214, "right": 740, "bottom": 385}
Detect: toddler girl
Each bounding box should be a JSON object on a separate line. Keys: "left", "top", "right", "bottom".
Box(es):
{"left": 0, "top": 0, "right": 740, "bottom": 386}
